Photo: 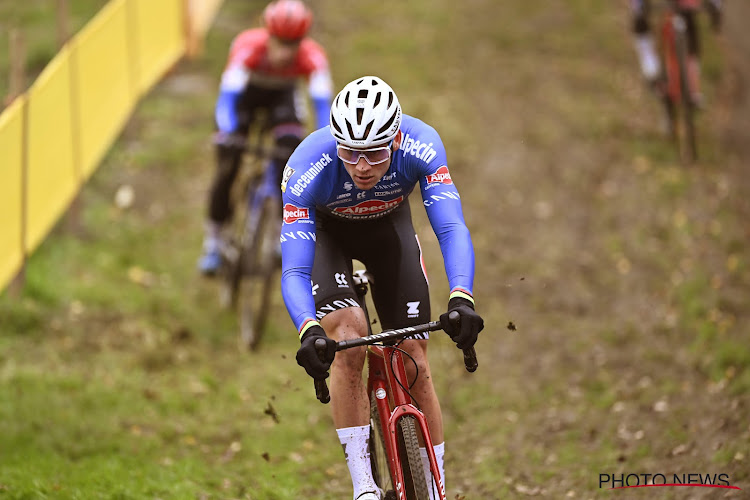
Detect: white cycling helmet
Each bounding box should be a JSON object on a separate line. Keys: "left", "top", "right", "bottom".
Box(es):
{"left": 329, "top": 76, "right": 402, "bottom": 148}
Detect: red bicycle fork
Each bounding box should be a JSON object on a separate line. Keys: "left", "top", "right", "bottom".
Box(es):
{"left": 661, "top": 15, "right": 683, "bottom": 102}
{"left": 368, "top": 345, "right": 446, "bottom": 500}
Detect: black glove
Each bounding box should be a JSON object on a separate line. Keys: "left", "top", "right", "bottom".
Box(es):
{"left": 440, "top": 297, "right": 484, "bottom": 350}
{"left": 296, "top": 325, "right": 337, "bottom": 380}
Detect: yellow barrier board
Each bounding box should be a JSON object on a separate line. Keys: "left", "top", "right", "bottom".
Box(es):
{"left": 74, "top": 0, "right": 137, "bottom": 180}
{"left": 25, "top": 47, "right": 79, "bottom": 254}
{"left": 1, "top": 0, "right": 227, "bottom": 294}
{"left": 0, "top": 97, "right": 26, "bottom": 292}
{"left": 131, "top": 0, "right": 185, "bottom": 95}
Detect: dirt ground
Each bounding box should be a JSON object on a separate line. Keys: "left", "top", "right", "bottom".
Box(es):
{"left": 437, "top": 2, "right": 750, "bottom": 498}
{"left": 195, "top": 2, "right": 750, "bottom": 497}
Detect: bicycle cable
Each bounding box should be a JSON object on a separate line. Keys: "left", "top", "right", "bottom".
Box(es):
{"left": 389, "top": 339, "right": 422, "bottom": 410}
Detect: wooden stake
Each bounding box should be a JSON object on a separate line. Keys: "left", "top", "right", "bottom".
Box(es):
{"left": 5, "top": 29, "right": 25, "bottom": 106}
{"left": 57, "top": 0, "right": 71, "bottom": 47}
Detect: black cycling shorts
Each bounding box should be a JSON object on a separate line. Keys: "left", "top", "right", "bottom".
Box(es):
{"left": 310, "top": 199, "right": 432, "bottom": 337}
{"left": 234, "top": 83, "right": 304, "bottom": 134}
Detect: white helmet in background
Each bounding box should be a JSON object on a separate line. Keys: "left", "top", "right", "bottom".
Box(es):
{"left": 329, "top": 76, "right": 402, "bottom": 148}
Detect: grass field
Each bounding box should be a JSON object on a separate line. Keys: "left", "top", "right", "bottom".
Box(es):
{"left": 1, "top": 1, "right": 749, "bottom": 499}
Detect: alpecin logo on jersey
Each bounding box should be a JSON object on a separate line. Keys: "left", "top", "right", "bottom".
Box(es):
{"left": 426, "top": 166, "right": 452, "bottom": 185}
{"left": 333, "top": 196, "right": 404, "bottom": 217}
{"left": 283, "top": 203, "right": 309, "bottom": 224}
{"left": 400, "top": 132, "right": 438, "bottom": 164}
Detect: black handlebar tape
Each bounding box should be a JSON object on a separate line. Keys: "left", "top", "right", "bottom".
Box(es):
{"left": 463, "top": 346, "right": 478, "bottom": 372}
{"left": 447, "top": 310, "right": 479, "bottom": 372}
{"left": 313, "top": 337, "right": 330, "bottom": 404}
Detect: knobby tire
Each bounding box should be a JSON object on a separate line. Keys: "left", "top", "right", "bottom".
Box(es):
{"left": 398, "top": 416, "right": 431, "bottom": 500}
{"left": 239, "top": 195, "right": 280, "bottom": 350}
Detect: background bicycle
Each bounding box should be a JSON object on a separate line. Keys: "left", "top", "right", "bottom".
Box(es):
{"left": 218, "top": 126, "right": 283, "bottom": 351}
{"left": 314, "top": 270, "right": 478, "bottom": 500}
{"left": 657, "top": 0, "right": 700, "bottom": 163}
{"left": 655, "top": 0, "right": 721, "bottom": 163}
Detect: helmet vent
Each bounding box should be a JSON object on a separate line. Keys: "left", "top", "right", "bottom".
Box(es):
{"left": 387, "top": 92, "right": 394, "bottom": 108}
{"left": 358, "top": 89, "right": 368, "bottom": 99}
{"left": 373, "top": 92, "right": 381, "bottom": 108}
{"left": 377, "top": 110, "right": 396, "bottom": 135}
{"left": 331, "top": 116, "right": 343, "bottom": 135}
{"left": 356, "top": 108, "right": 363, "bottom": 125}
{"left": 363, "top": 120, "right": 373, "bottom": 138}
{"left": 344, "top": 91, "right": 350, "bottom": 107}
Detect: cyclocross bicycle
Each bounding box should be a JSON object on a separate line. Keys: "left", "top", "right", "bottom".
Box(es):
{"left": 219, "top": 128, "right": 282, "bottom": 351}
{"left": 657, "top": 0, "right": 699, "bottom": 163}
{"left": 314, "top": 270, "right": 478, "bottom": 500}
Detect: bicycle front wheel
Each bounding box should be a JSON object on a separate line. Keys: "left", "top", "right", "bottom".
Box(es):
{"left": 397, "top": 416, "right": 431, "bottom": 500}
{"left": 238, "top": 196, "right": 281, "bottom": 351}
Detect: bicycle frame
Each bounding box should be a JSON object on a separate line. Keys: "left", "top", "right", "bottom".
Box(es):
{"left": 219, "top": 126, "right": 283, "bottom": 350}
{"left": 313, "top": 271, "right": 477, "bottom": 499}
{"left": 657, "top": 0, "right": 699, "bottom": 163}
{"left": 660, "top": 7, "right": 689, "bottom": 103}
{"left": 242, "top": 160, "right": 281, "bottom": 251}
{"left": 367, "top": 344, "right": 446, "bottom": 500}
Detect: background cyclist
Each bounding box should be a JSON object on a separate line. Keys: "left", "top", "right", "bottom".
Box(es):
{"left": 198, "top": 0, "right": 333, "bottom": 274}
{"left": 280, "top": 76, "right": 484, "bottom": 500}
{"left": 628, "top": 0, "right": 722, "bottom": 107}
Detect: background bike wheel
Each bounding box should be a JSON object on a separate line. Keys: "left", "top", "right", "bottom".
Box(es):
{"left": 219, "top": 178, "right": 259, "bottom": 310}
{"left": 369, "top": 393, "right": 396, "bottom": 499}
{"left": 397, "top": 416, "right": 431, "bottom": 500}
{"left": 238, "top": 197, "right": 281, "bottom": 351}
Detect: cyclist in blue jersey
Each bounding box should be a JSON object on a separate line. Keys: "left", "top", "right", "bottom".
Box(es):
{"left": 280, "top": 76, "right": 484, "bottom": 500}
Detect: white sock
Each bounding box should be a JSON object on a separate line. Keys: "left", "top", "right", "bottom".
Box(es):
{"left": 203, "top": 221, "right": 224, "bottom": 251}
{"left": 337, "top": 425, "right": 378, "bottom": 500}
{"left": 420, "top": 442, "right": 445, "bottom": 500}
{"left": 635, "top": 35, "right": 660, "bottom": 81}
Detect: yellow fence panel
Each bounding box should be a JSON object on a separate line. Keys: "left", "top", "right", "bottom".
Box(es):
{"left": 131, "top": 0, "right": 185, "bottom": 95}
{"left": 25, "top": 48, "right": 78, "bottom": 254}
{"left": 74, "top": 0, "right": 136, "bottom": 180}
{"left": 0, "top": 97, "right": 26, "bottom": 292}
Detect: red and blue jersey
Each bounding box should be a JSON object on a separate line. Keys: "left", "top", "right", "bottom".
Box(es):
{"left": 216, "top": 28, "right": 332, "bottom": 132}
{"left": 280, "top": 114, "right": 476, "bottom": 332}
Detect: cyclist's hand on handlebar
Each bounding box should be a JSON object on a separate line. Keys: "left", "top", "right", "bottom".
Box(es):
{"left": 296, "top": 325, "right": 336, "bottom": 380}
{"left": 440, "top": 297, "right": 484, "bottom": 350}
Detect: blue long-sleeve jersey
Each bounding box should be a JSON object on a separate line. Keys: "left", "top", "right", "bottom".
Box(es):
{"left": 280, "top": 115, "right": 476, "bottom": 333}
